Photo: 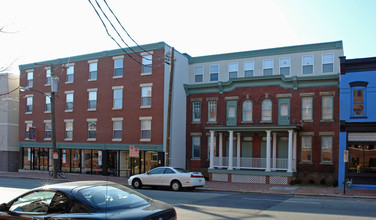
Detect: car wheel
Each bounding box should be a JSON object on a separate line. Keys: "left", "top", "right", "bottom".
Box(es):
{"left": 171, "top": 180, "right": 182, "bottom": 191}
{"left": 132, "top": 179, "right": 142, "bottom": 189}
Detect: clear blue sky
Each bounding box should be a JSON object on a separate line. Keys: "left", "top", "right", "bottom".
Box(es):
{"left": 1, "top": 0, "right": 375, "bottom": 75}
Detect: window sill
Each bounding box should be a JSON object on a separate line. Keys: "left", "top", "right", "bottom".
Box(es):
{"left": 25, "top": 112, "right": 32, "bottom": 114}
{"left": 44, "top": 138, "right": 51, "bottom": 141}
{"left": 65, "top": 81, "right": 74, "bottom": 84}
{"left": 112, "top": 107, "right": 122, "bottom": 110}
{"left": 112, "top": 138, "right": 122, "bottom": 142}
{"left": 141, "top": 72, "right": 152, "bottom": 76}
{"left": 65, "top": 110, "right": 73, "bottom": 113}
{"left": 64, "top": 138, "right": 73, "bottom": 141}
{"left": 87, "top": 108, "right": 97, "bottom": 112}
{"left": 113, "top": 76, "right": 123, "bottom": 79}
{"left": 140, "top": 139, "right": 151, "bottom": 142}
{"left": 87, "top": 138, "right": 96, "bottom": 142}
{"left": 320, "top": 119, "right": 334, "bottom": 122}
{"left": 191, "top": 122, "right": 201, "bottom": 124}
{"left": 44, "top": 111, "right": 51, "bottom": 114}
{"left": 140, "top": 105, "right": 151, "bottom": 109}
{"left": 241, "top": 121, "right": 253, "bottom": 124}
{"left": 45, "top": 84, "right": 51, "bottom": 87}
{"left": 88, "top": 79, "right": 97, "bottom": 82}
{"left": 191, "top": 158, "right": 200, "bottom": 161}
{"left": 319, "top": 162, "right": 333, "bottom": 165}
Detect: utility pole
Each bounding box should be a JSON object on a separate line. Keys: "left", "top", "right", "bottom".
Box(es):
{"left": 50, "top": 63, "right": 58, "bottom": 178}
{"left": 165, "top": 47, "right": 175, "bottom": 167}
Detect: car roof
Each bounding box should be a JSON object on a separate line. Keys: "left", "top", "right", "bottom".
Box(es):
{"left": 36, "top": 181, "right": 118, "bottom": 193}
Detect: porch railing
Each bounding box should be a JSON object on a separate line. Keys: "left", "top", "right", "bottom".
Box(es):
{"left": 213, "top": 157, "right": 288, "bottom": 171}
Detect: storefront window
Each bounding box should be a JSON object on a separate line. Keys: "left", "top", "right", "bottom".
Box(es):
{"left": 23, "top": 148, "right": 32, "bottom": 170}
{"left": 119, "top": 151, "right": 130, "bottom": 177}
{"left": 82, "top": 149, "right": 91, "bottom": 174}
{"left": 92, "top": 150, "right": 103, "bottom": 175}
{"left": 61, "top": 149, "right": 71, "bottom": 172}
{"left": 71, "top": 149, "right": 81, "bottom": 173}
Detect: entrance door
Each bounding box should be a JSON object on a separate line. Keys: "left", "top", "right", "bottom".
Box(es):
{"left": 278, "top": 98, "right": 290, "bottom": 125}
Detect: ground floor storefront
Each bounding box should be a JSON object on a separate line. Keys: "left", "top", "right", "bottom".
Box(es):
{"left": 18, "top": 142, "right": 164, "bottom": 177}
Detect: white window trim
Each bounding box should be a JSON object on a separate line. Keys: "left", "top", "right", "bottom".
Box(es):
{"left": 140, "top": 83, "right": 153, "bottom": 87}
{"left": 322, "top": 53, "right": 334, "bottom": 73}
{"left": 140, "top": 84, "right": 152, "bottom": 109}
{"left": 25, "top": 95, "right": 33, "bottom": 114}
{"left": 279, "top": 57, "right": 291, "bottom": 75}
{"left": 87, "top": 118, "right": 97, "bottom": 141}
{"left": 65, "top": 91, "right": 74, "bottom": 113}
{"left": 139, "top": 117, "right": 152, "bottom": 142}
{"left": 228, "top": 63, "right": 239, "bottom": 78}
{"left": 65, "top": 64, "right": 75, "bottom": 84}
{"left": 244, "top": 61, "right": 254, "bottom": 77}
{"left": 263, "top": 59, "right": 274, "bottom": 75}
{"left": 302, "top": 55, "right": 314, "bottom": 74}
{"left": 209, "top": 64, "right": 219, "bottom": 82}
{"left": 140, "top": 51, "right": 153, "bottom": 56}
{"left": 44, "top": 120, "right": 52, "bottom": 141}
{"left": 87, "top": 89, "right": 98, "bottom": 111}
{"left": 112, "top": 87, "right": 123, "bottom": 110}
{"left": 112, "top": 117, "right": 123, "bottom": 142}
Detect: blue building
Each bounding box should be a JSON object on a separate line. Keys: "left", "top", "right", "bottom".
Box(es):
{"left": 339, "top": 56, "right": 376, "bottom": 189}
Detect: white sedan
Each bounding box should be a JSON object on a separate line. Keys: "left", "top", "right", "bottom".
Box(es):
{"left": 128, "top": 167, "right": 205, "bottom": 191}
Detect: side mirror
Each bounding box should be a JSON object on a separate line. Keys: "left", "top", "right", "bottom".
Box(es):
{"left": 146, "top": 172, "right": 150, "bottom": 175}
{"left": 0, "top": 203, "right": 8, "bottom": 211}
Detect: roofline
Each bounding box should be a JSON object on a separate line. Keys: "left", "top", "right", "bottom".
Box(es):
{"left": 189, "top": 41, "right": 343, "bottom": 64}
{"left": 340, "top": 56, "right": 376, "bottom": 74}
{"left": 19, "top": 41, "right": 169, "bottom": 70}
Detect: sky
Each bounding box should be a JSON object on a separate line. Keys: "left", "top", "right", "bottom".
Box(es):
{"left": 1, "top": 0, "right": 376, "bottom": 76}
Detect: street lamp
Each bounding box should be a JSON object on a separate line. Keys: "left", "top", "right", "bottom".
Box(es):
{"left": 20, "top": 74, "right": 59, "bottom": 178}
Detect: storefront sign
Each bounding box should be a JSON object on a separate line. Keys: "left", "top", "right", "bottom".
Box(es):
{"left": 53, "top": 152, "right": 59, "bottom": 159}
{"left": 98, "top": 151, "right": 102, "bottom": 166}
{"left": 130, "top": 145, "right": 139, "bottom": 158}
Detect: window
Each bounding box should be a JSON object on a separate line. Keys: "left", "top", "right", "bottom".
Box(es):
{"left": 65, "top": 92, "right": 73, "bottom": 111}
{"left": 302, "top": 56, "right": 313, "bottom": 74}
{"left": 113, "top": 88, "right": 123, "bottom": 109}
{"left": 321, "top": 136, "right": 333, "bottom": 162}
{"left": 194, "top": 66, "right": 203, "bottom": 83}
{"left": 88, "top": 90, "right": 97, "bottom": 110}
{"left": 140, "top": 118, "right": 151, "bottom": 140}
{"left": 192, "top": 102, "right": 201, "bottom": 122}
{"left": 142, "top": 55, "right": 152, "bottom": 74}
{"left": 352, "top": 87, "right": 365, "bottom": 116}
{"left": 66, "top": 65, "right": 74, "bottom": 83}
{"left": 141, "top": 86, "right": 152, "bottom": 107}
{"left": 113, "top": 119, "right": 122, "bottom": 140}
{"left": 114, "top": 59, "right": 123, "bottom": 77}
{"left": 88, "top": 120, "right": 97, "bottom": 140}
{"left": 226, "top": 100, "right": 237, "bottom": 126}
{"left": 26, "top": 96, "right": 33, "bottom": 113}
{"left": 229, "top": 63, "right": 238, "bottom": 79}
{"left": 25, "top": 121, "right": 33, "bottom": 140}
{"left": 301, "top": 96, "right": 313, "bottom": 120}
{"left": 242, "top": 100, "right": 252, "bottom": 122}
{"left": 280, "top": 58, "right": 290, "bottom": 76}
{"left": 263, "top": 59, "right": 273, "bottom": 76}
{"left": 27, "top": 71, "right": 33, "bottom": 87}
{"left": 45, "top": 121, "right": 52, "bottom": 139}
{"left": 301, "top": 136, "right": 312, "bottom": 162}
{"left": 45, "top": 68, "right": 51, "bottom": 85}
{"left": 89, "top": 62, "right": 97, "bottom": 80}
{"left": 65, "top": 120, "right": 73, "bottom": 140}
{"left": 261, "top": 99, "right": 272, "bottom": 121}
{"left": 45, "top": 96, "right": 51, "bottom": 112}
{"left": 9, "top": 191, "right": 56, "bottom": 214}
{"left": 321, "top": 95, "right": 333, "bottom": 120}
{"left": 322, "top": 54, "right": 334, "bottom": 73}
{"left": 208, "top": 101, "right": 217, "bottom": 122}
{"left": 244, "top": 61, "right": 254, "bottom": 77}
{"left": 192, "top": 136, "right": 201, "bottom": 159}
{"left": 210, "top": 64, "right": 219, "bottom": 81}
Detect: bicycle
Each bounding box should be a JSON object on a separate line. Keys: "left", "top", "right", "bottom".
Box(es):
{"left": 49, "top": 166, "right": 67, "bottom": 179}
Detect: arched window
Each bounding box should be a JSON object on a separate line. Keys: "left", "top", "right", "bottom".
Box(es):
{"left": 261, "top": 99, "right": 272, "bottom": 121}
{"left": 242, "top": 100, "right": 252, "bottom": 122}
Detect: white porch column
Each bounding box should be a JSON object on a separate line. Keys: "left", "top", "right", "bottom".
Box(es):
{"left": 272, "top": 132, "right": 277, "bottom": 171}
{"left": 228, "top": 130, "right": 234, "bottom": 170}
{"left": 236, "top": 133, "right": 241, "bottom": 168}
{"left": 293, "top": 132, "right": 297, "bottom": 172}
{"left": 287, "top": 130, "right": 293, "bottom": 173}
{"left": 209, "top": 130, "right": 215, "bottom": 169}
{"left": 219, "top": 133, "right": 223, "bottom": 167}
{"left": 266, "top": 130, "right": 271, "bottom": 172}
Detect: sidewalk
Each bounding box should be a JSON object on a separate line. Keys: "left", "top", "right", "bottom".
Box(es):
{"left": 0, "top": 171, "right": 375, "bottom": 199}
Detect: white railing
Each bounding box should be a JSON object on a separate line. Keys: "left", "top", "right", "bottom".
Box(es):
{"left": 213, "top": 157, "right": 288, "bottom": 171}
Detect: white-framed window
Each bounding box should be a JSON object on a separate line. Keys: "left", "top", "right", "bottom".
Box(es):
{"left": 65, "top": 91, "right": 74, "bottom": 111}
{"left": 229, "top": 63, "right": 238, "bottom": 79}
{"left": 140, "top": 117, "right": 151, "bottom": 141}
{"left": 210, "top": 64, "right": 219, "bottom": 82}
{"left": 89, "top": 61, "right": 97, "bottom": 80}
{"left": 242, "top": 100, "right": 253, "bottom": 122}
{"left": 321, "top": 136, "right": 333, "bottom": 163}
{"left": 112, "top": 118, "right": 123, "bottom": 140}
{"left": 244, "top": 61, "right": 254, "bottom": 77}
{"left": 27, "top": 70, "right": 33, "bottom": 87}
{"left": 302, "top": 56, "right": 314, "bottom": 74}
{"left": 322, "top": 95, "right": 333, "bottom": 120}
{"left": 112, "top": 86, "right": 123, "bottom": 109}
{"left": 192, "top": 136, "right": 201, "bottom": 159}
{"left": 26, "top": 96, "right": 33, "bottom": 113}
{"left": 45, "top": 68, "right": 51, "bottom": 85}
{"left": 322, "top": 54, "right": 334, "bottom": 73}
{"left": 114, "top": 58, "right": 123, "bottom": 77}
{"left": 141, "top": 84, "right": 152, "bottom": 107}
{"left": 44, "top": 121, "right": 52, "bottom": 140}
{"left": 194, "top": 66, "right": 203, "bottom": 83}
{"left": 263, "top": 59, "right": 273, "bottom": 76}
{"left": 87, "top": 119, "right": 97, "bottom": 140}
{"left": 45, "top": 95, "right": 51, "bottom": 112}
{"left": 192, "top": 102, "right": 201, "bottom": 122}
{"left": 261, "top": 99, "right": 272, "bottom": 121}
{"left": 66, "top": 65, "right": 74, "bottom": 83}
{"left": 25, "top": 121, "right": 33, "bottom": 140}
{"left": 88, "top": 89, "right": 97, "bottom": 110}
{"left": 65, "top": 119, "right": 73, "bottom": 140}
{"left": 208, "top": 101, "right": 217, "bottom": 122}
{"left": 301, "top": 96, "right": 313, "bottom": 120}
{"left": 279, "top": 58, "right": 290, "bottom": 76}
{"left": 142, "top": 55, "right": 152, "bottom": 74}
{"left": 301, "top": 136, "right": 312, "bottom": 162}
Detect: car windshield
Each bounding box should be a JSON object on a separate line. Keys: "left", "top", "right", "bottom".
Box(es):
{"left": 174, "top": 168, "right": 190, "bottom": 173}
{"left": 78, "top": 184, "right": 150, "bottom": 210}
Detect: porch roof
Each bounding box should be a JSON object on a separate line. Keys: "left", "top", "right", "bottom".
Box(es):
{"left": 205, "top": 124, "right": 302, "bottom": 132}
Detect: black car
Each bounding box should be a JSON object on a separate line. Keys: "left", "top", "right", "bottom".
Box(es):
{"left": 0, "top": 180, "right": 176, "bottom": 219}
